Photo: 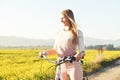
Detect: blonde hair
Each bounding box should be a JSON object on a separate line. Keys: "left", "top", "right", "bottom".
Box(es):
{"left": 61, "top": 9, "right": 78, "bottom": 44}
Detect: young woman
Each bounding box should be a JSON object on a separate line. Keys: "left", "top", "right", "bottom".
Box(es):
{"left": 40, "top": 9, "right": 85, "bottom": 80}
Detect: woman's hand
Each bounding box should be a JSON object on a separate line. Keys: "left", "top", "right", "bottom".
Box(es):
{"left": 39, "top": 51, "right": 48, "bottom": 58}
{"left": 74, "top": 51, "right": 85, "bottom": 61}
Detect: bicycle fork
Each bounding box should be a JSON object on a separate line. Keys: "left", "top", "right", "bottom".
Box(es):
{"left": 55, "top": 64, "right": 61, "bottom": 80}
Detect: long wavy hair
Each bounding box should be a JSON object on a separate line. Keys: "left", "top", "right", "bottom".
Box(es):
{"left": 61, "top": 9, "right": 78, "bottom": 44}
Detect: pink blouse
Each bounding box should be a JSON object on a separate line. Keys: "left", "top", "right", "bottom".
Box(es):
{"left": 53, "top": 29, "right": 85, "bottom": 58}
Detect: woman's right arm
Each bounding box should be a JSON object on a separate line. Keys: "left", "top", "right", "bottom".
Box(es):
{"left": 46, "top": 49, "right": 57, "bottom": 55}
{"left": 39, "top": 49, "right": 57, "bottom": 58}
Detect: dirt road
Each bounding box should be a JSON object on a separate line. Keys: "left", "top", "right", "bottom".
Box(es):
{"left": 88, "top": 59, "right": 120, "bottom": 80}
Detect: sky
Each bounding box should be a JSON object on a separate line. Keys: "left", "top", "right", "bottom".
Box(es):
{"left": 0, "top": 0, "right": 120, "bottom": 40}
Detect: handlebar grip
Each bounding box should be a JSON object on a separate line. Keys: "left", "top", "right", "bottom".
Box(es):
{"left": 39, "top": 51, "right": 48, "bottom": 58}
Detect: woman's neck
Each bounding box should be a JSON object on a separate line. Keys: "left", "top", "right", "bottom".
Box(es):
{"left": 64, "top": 26, "right": 70, "bottom": 31}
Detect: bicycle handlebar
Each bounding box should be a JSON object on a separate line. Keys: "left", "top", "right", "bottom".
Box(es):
{"left": 39, "top": 51, "right": 83, "bottom": 65}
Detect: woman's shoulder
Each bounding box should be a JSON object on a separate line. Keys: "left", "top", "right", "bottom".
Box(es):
{"left": 77, "top": 29, "right": 83, "bottom": 36}
{"left": 77, "top": 29, "right": 83, "bottom": 33}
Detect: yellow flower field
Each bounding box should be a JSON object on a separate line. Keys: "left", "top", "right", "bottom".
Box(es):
{"left": 0, "top": 49, "right": 120, "bottom": 80}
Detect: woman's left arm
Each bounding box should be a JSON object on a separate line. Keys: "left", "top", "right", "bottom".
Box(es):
{"left": 75, "top": 30, "right": 85, "bottom": 61}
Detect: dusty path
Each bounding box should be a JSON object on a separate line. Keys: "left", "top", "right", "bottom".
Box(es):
{"left": 88, "top": 59, "right": 120, "bottom": 80}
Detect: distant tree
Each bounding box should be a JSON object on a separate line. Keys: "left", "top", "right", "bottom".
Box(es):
{"left": 86, "top": 45, "right": 94, "bottom": 49}
{"left": 86, "top": 44, "right": 116, "bottom": 50}
{"left": 106, "top": 44, "right": 114, "bottom": 50}
{"left": 96, "top": 45, "right": 103, "bottom": 50}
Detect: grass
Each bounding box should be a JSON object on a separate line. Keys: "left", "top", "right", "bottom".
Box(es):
{"left": 82, "top": 50, "right": 120, "bottom": 76}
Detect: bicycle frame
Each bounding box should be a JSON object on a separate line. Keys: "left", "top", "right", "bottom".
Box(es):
{"left": 39, "top": 51, "right": 77, "bottom": 80}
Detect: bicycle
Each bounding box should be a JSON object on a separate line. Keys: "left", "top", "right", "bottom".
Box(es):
{"left": 39, "top": 51, "right": 88, "bottom": 80}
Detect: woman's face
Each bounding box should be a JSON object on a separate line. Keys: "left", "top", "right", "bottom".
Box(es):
{"left": 60, "top": 14, "right": 70, "bottom": 26}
